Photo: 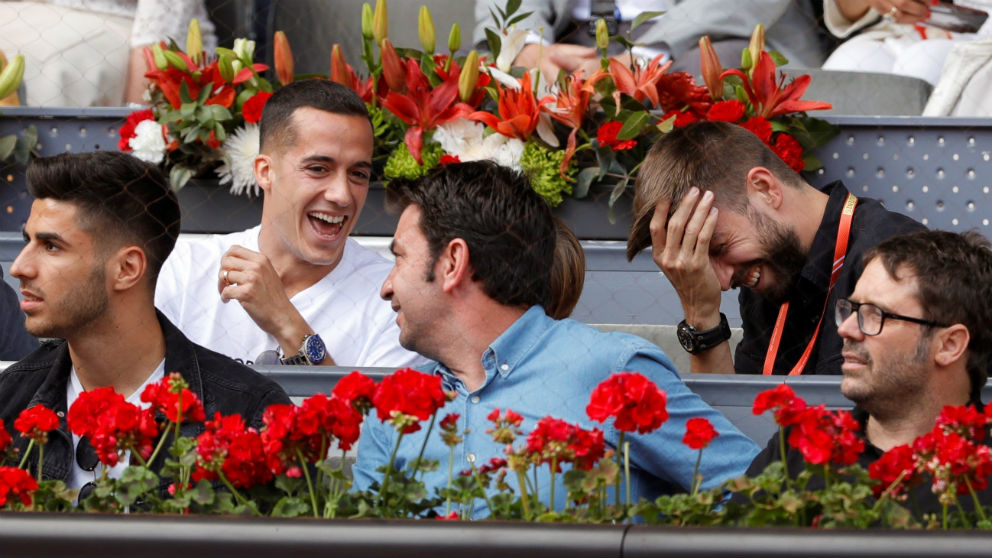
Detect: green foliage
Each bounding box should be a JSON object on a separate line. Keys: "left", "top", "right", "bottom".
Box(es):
{"left": 383, "top": 142, "right": 443, "bottom": 181}
{"left": 520, "top": 142, "right": 573, "bottom": 207}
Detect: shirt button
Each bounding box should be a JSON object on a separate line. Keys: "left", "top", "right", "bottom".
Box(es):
{"left": 56, "top": 411, "right": 65, "bottom": 418}
{"left": 466, "top": 453, "right": 476, "bottom": 463}
{"left": 500, "top": 364, "right": 509, "bottom": 371}
{"left": 470, "top": 396, "right": 480, "bottom": 404}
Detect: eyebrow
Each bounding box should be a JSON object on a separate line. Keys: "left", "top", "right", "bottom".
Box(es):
{"left": 301, "top": 155, "right": 373, "bottom": 170}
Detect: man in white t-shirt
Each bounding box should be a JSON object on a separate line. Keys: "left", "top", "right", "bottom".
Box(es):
{"left": 156, "top": 79, "right": 423, "bottom": 368}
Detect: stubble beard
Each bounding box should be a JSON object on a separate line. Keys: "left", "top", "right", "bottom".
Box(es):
{"left": 26, "top": 264, "right": 109, "bottom": 339}
{"left": 840, "top": 334, "right": 932, "bottom": 420}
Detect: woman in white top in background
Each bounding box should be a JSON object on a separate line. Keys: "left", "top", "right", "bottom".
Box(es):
{"left": 0, "top": 0, "right": 217, "bottom": 106}
{"left": 823, "top": 0, "right": 992, "bottom": 85}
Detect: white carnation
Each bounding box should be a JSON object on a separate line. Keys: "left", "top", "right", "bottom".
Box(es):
{"left": 215, "top": 123, "right": 260, "bottom": 197}
{"left": 128, "top": 120, "right": 166, "bottom": 165}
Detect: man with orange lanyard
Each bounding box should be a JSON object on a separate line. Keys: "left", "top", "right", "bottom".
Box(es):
{"left": 626, "top": 121, "right": 923, "bottom": 375}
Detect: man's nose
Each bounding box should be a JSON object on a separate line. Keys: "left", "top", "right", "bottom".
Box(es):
{"left": 323, "top": 173, "right": 353, "bottom": 207}
{"left": 836, "top": 307, "right": 864, "bottom": 341}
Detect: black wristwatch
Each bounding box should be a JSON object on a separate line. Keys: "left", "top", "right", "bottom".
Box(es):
{"left": 279, "top": 334, "right": 327, "bottom": 365}
{"left": 677, "top": 314, "right": 731, "bottom": 354}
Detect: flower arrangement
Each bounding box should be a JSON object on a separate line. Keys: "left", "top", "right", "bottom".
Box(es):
{"left": 119, "top": 0, "right": 836, "bottom": 209}
{"left": 118, "top": 20, "right": 286, "bottom": 192}
{"left": 3, "top": 367, "right": 992, "bottom": 529}
{"left": 0, "top": 51, "right": 36, "bottom": 167}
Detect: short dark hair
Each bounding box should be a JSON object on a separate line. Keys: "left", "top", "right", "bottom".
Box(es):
{"left": 547, "top": 217, "right": 585, "bottom": 320}
{"left": 26, "top": 151, "right": 179, "bottom": 282}
{"left": 259, "top": 79, "right": 370, "bottom": 153}
{"left": 386, "top": 161, "right": 555, "bottom": 308}
{"left": 864, "top": 229, "right": 992, "bottom": 401}
{"left": 626, "top": 121, "right": 802, "bottom": 261}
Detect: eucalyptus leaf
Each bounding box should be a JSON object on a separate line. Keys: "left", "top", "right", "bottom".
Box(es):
{"left": 197, "top": 83, "right": 211, "bottom": 104}
{"left": 575, "top": 167, "right": 601, "bottom": 198}
{"left": 608, "top": 177, "right": 629, "bottom": 211}
{"left": 209, "top": 104, "right": 233, "bottom": 122}
{"left": 631, "top": 11, "right": 665, "bottom": 30}
{"left": 617, "top": 111, "right": 651, "bottom": 140}
{"left": 170, "top": 166, "right": 194, "bottom": 190}
{"left": 485, "top": 28, "right": 502, "bottom": 59}
{"left": 0, "top": 134, "right": 16, "bottom": 162}
{"left": 505, "top": 0, "right": 522, "bottom": 18}
{"left": 505, "top": 11, "right": 534, "bottom": 27}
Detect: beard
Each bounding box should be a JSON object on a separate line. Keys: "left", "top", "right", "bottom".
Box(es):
{"left": 840, "top": 334, "right": 932, "bottom": 418}
{"left": 730, "top": 206, "right": 807, "bottom": 304}
{"left": 24, "top": 263, "right": 108, "bottom": 339}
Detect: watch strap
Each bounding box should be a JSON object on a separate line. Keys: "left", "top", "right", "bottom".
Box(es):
{"left": 678, "top": 313, "right": 731, "bottom": 354}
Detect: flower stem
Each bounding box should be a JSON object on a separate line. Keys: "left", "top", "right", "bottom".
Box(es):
{"left": 690, "top": 448, "right": 703, "bottom": 496}
{"left": 145, "top": 423, "right": 175, "bottom": 468}
{"left": 966, "top": 477, "right": 987, "bottom": 524}
{"left": 624, "top": 440, "right": 631, "bottom": 508}
{"left": 870, "top": 469, "right": 908, "bottom": 514}
{"left": 444, "top": 445, "right": 454, "bottom": 517}
{"left": 412, "top": 412, "right": 438, "bottom": 479}
{"left": 36, "top": 445, "right": 44, "bottom": 482}
{"left": 516, "top": 468, "right": 532, "bottom": 521}
{"left": 471, "top": 464, "right": 496, "bottom": 517}
{"left": 549, "top": 457, "right": 557, "bottom": 514}
{"left": 18, "top": 439, "right": 35, "bottom": 470}
{"left": 218, "top": 471, "right": 261, "bottom": 516}
{"left": 777, "top": 426, "right": 790, "bottom": 491}
{"left": 296, "top": 448, "right": 319, "bottom": 517}
{"left": 377, "top": 431, "right": 405, "bottom": 513}
{"left": 615, "top": 432, "right": 624, "bottom": 505}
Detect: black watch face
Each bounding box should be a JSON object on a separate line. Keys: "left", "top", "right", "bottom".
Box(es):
{"left": 677, "top": 323, "right": 697, "bottom": 353}
{"left": 304, "top": 335, "right": 326, "bottom": 364}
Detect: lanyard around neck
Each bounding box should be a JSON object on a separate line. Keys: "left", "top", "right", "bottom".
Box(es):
{"left": 762, "top": 193, "right": 858, "bottom": 376}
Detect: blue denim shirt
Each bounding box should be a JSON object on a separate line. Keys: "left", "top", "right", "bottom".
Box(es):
{"left": 353, "top": 306, "right": 759, "bottom": 518}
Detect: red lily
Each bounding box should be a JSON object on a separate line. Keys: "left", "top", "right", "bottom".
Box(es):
{"left": 330, "top": 44, "right": 374, "bottom": 103}
{"left": 720, "top": 51, "right": 832, "bottom": 119}
{"left": 380, "top": 58, "right": 474, "bottom": 164}
{"left": 608, "top": 54, "right": 671, "bottom": 111}
{"left": 469, "top": 72, "right": 552, "bottom": 140}
{"left": 144, "top": 49, "right": 241, "bottom": 110}
{"left": 656, "top": 72, "right": 712, "bottom": 117}
{"left": 544, "top": 69, "right": 608, "bottom": 176}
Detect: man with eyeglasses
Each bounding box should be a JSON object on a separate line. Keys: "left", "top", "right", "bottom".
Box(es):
{"left": 741, "top": 229, "right": 992, "bottom": 515}
{"left": 0, "top": 151, "right": 290, "bottom": 501}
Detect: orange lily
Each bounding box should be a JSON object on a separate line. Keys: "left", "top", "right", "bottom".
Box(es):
{"left": 698, "top": 36, "right": 723, "bottom": 99}
{"left": 380, "top": 59, "right": 474, "bottom": 164}
{"left": 330, "top": 44, "right": 374, "bottom": 103}
{"left": 720, "top": 51, "right": 831, "bottom": 119}
{"left": 469, "top": 72, "right": 552, "bottom": 140}
{"left": 273, "top": 31, "right": 294, "bottom": 86}
{"left": 545, "top": 69, "right": 608, "bottom": 175}
{"left": 608, "top": 54, "right": 672, "bottom": 111}
{"left": 380, "top": 39, "right": 406, "bottom": 93}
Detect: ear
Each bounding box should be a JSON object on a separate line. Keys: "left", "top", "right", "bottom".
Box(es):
{"left": 933, "top": 324, "right": 970, "bottom": 368}
{"left": 437, "top": 238, "right": 472, "bottom": 293}
{"left": 254, "top": 153, "right": 274, "bottom": 194}
{"left": 110, "top": 246, "right": 148, "bottom": 292}
{"left": 745, "top": 167, "right": 784, "bottom": 210}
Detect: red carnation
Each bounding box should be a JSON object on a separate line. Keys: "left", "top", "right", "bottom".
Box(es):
{"left": 440, "top": 154, "right": 461, "bottom": 165}
{"left": 660, "top": 109, "right": 699, "bottom": 128}
{"left": 332, "top": 370, "right": 376, "bottom": 414}
{"left": 706, "top": 100, "right": 746, "bottom": 123}
{"left": 586, "top": 372, "right": 668, "bottom": 434}
{"left": 241, "top": 90, "right": 273, "bottom": 124}
{"left": 0, "top": 466, "right": 38, "bottom": 508}
{"left": 596, "top": 121, "right": 637, "bottom": 151}
{"left": 772, "top": 133, "right": 805, "bottom": 173}
{"left": 372, "top": 368, "right": 448, "bottom": 434}
{"left": 14, "top": 405, "right": 59, "bottom": 444}
{"left": 682, "top": 417, "right": 718, "bottom": 450}
{"left": 118, "top": 109, "right": 156, "bottom": 151}
{"left": 739, "top": 116, "right": 772, "bottom": 144}
{"left": 141, "top": 372, "right": 205, "bottom": 424}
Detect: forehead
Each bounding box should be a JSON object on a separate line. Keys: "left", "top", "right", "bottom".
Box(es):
{"left": 851, "top": 259, "right": 921, "bottom": 311}
{"left": 394, "top": 205, "right": 426, "bottom": 247}
{"left": 25, "top": 198, "right": 87, "bottom": 234}
{"left": 284, "top": 107, "right": 374, "bottom": 159}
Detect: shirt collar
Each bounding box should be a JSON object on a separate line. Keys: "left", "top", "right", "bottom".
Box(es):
{"left": 798, "top": 181, "right": 852, "bottom": 291}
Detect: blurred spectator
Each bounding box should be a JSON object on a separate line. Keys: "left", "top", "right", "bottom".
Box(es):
{"left": 822, "top": 0, "right": 992, "bottom": 85}
{"left": 0, "top": 0, "right": 217, "bottom": 106}
{"left": 473, "top": 0, "right": 830, "bottom": 81}
{"left": 546, "top": 217, "right": 585, "bottom": 320}
{"left": 0, "top": 267, "right": 38, "bottom": 360}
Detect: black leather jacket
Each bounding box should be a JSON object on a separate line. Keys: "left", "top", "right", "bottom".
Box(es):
{"left": 0, "top": 311, "right": 290, "bottom": 487}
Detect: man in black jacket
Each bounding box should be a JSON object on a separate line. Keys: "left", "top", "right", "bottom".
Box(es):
{"left": 0, "top": 151, "right": 289, "bottom": 494}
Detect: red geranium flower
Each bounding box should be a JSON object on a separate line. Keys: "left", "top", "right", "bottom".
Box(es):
{"left": 14, "top": 405, "right": 59, "bottom": 444}
{"left": 331, "top": 370, "right": 377, "bottom": 414}
{"left": 739, "top": 116, "right": 772, "bottom": 144}
{"left": 372, "top": 368, "right": 448, "bottom": 434}
{"left": 0, "top": 420, "right": 11, "bottom": 453}
{"left": 525, "top": 416, "right": 604, "bottom": 472}
{"left": 682, "top": 417, "right": 718, "bottom": 450}
{"left": 118, "top": 109, "right": 156, "bottom": 151}
{"left": 141, "top": 372, "right": 205, "bottom": 424}
{"left": 596, "top": 121, "right": 637, "bottom": 151}
{"left": 771, "top": 133, "right": 805, "bottom": 173}
{"left": 0, "top": 466, "right": 38, "bottom": 507}
{"left": 241, "top": 90, "right": 273, "bottom": 124}
{"left": 786, "top": 406, "right": 864, "bottom": 467}
{"left": 67, "top": 387, "right": 159, "bottom": 467}
{"left": 586, "top": 372, "right": 668, "bottom": 434}
{"left": 868, "top": 444, "right": 917, "bottom": 500}
{"left": 193, "top": 412, "right": 272, "bottom": 489}
{"left": 706, "top": 100, "right": 746, "bottom": 123}
{"left": 752, "top": 383, "right": 807, "bottom": 427}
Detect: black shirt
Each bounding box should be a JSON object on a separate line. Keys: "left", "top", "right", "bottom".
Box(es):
{"left": 735, "top": 181, "right": 924, "bottom": 375}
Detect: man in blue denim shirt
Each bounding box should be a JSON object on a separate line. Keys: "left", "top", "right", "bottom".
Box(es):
{"left": 353, "top": 161, "right": 759, "bottom": 517}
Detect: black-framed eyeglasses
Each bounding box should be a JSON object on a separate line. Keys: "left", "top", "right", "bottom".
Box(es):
{"left": 835, "top": 298, "right": 950, "bottom": 336}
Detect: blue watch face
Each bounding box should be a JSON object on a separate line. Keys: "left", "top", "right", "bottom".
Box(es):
{"left": 304, "top": 335, "right": 326, "bottom": 364}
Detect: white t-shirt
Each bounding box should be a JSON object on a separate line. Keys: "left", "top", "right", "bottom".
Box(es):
{"left": 155, "top": 227, "right": 424, "bottom": 368}
{"left": 66, "top": 360, "right": 165, "bottom": 491}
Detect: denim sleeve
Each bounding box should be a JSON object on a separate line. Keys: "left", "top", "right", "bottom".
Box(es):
{"left": 353, "top": 417, "right": 393, "bottom": 491}
{"left": 621, "top": 351, "right": 760, "bottom": 492}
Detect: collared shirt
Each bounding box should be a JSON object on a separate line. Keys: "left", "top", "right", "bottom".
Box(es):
{"left": 735, "top": 181, "right": 924, "bottom": 375}
{"left": 354, "top": 306, "right": 760, "bottom": 518}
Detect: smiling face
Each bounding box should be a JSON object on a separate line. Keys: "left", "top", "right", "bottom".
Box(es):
{"left": 837, "top": 259, "right": 933, "bottom": 414}
{"left": 707, "top": 203, "right": 807, "bottom": 304}
{"left": 380, "top": 205, "right": 446, "bottom": 360}
{"left": 256, "top": 106, "right": 374, "bottom": 270}
{"left": 10, "top": 199, "right": 110, "bottom": 339}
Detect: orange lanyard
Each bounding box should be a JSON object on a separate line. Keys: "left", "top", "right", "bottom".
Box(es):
{"left": 762, "top": 193, "right": 858, "bottom": 376}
